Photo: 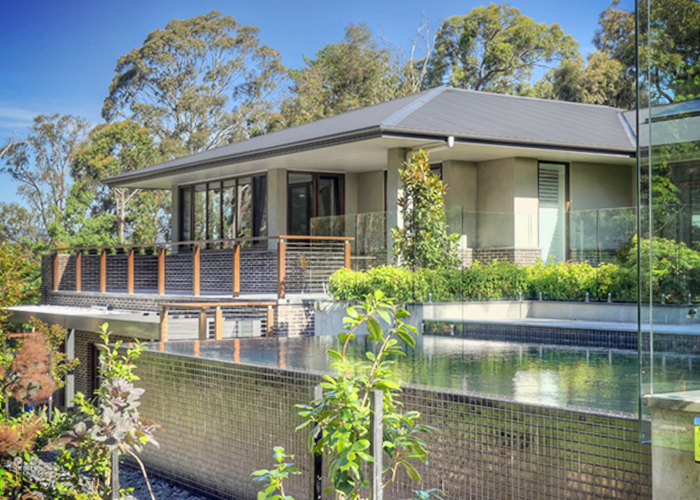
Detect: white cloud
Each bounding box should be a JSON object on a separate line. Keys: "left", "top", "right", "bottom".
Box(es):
{"left": 0, "top": 107, "right": 36, "bottom": 122}
{"left": 0, "top": 106, "right": 38, "bottom": 138}
{"left": 0, "top": 106, "right": 36, "bottom": 136}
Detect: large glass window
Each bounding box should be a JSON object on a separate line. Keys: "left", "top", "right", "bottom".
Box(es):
{"left": 253, "top": 175, "right": 268, "bottom": 239}
{"left": 288, "top": 172, "right": 343, "bottom": 235}
{"left": 178, "top": 174, "right": 267, "bottom": 247}
{"left": 207, "top": 182, "right": 221, "bottom": 243}
{"left": 222, "top": 180, "right": 237, "bottom": 240}
{"left": 237, "top": 177, "right": 253, "bottom": 239}
{"left": 179, "top": 186, "right": 192, "bottom": 242}
{"left": 193, "top": 184, "right": 207, "bottom": 242}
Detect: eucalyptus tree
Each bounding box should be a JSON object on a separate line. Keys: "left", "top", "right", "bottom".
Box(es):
{"left": 1, "top": 114, "right": 90, "bottom": 242}
{"left": 585, "top": 0, "right": 700, "bottom": 105}
{"left": 281, "top": 24, "right": 401, "bottom": 127}
{"left": 0, "top": 202, "right": 42, "bottom": 244}
{"left": 530, "top": 52, "right": 634, "bottom": 108}
{"left": 424, "top": 3, "right": 579, "bottom": 94}
{"left": 71, "top": 120, "right": 166, "bottom": 244}
{"left": 102, "top": 11, "right": 286, "bottom": 156}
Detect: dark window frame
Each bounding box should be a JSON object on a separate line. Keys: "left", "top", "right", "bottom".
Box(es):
{"left": 430, "top": 163, "right": 443, "bottom": 180}
{"left": 178, "top": 172, "right": 267, "bottom": 248}
{"left": 287, "top": 171, "right": 345, "bottom": 235}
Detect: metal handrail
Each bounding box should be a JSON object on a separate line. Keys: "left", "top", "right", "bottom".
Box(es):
{"left": 50, "top": 234, "right": 355, "bottom": 254}
{"left": 50, "top": 234, "right": 353, "bottom": 299}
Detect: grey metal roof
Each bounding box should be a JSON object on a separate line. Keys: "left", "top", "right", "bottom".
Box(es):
{"left": 389, "top": 88, "right": 636, "bottom": 151}
{"left": 106, "top": 87, "right": 637, "bottom": 187}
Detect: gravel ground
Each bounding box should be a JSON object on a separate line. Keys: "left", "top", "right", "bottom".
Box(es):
{"left": 3, "top": 453, "right": 211, "bottom": 500}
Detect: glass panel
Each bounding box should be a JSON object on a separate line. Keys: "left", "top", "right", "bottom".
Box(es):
{"left": 253, "top": 175, "right": 267, "bottom": 238}
{"left": 639, "top": 0, "right": 700, "bottom": 441}
{"left": 318, "top": 176, "right": 342, "bottom": 218}
{"left": 193, "top": 183, "right": 207, "bottom": 242}
{"left": 237, "top": 177, "right": 252, "bottom": 241}
{"left": 207, "top": 182, "right": 221, "bottom": 246}
{"left": 179, "top": 187, "right": 191, "bottom": 242}
{"left": 288, "top": 173, "right": 314, "bottom": 235}
{"left": 222, "top": 180, "right": 237, "bottom": 242}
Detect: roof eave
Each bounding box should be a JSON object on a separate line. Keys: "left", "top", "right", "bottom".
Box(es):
{"left": 104, "top": 125, "right": 387, "bottom": 187}
{"left": 106, "top": 123, "right": 637, "bottom": 189}
{"left": 380, "top": 126, "right": 637, "bottom": 157}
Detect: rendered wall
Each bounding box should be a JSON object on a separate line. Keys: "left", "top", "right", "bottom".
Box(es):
{"left": 477, "top": 158, "right": 517, "bottom": 248}
{"left": 355, "top": 170, "right": 385, "bottom": 214}
{"left": 267, "top": 168, "right": 288, "bottom": 250}
{"left": 570, "top": 162, "right": 635, "bottom": 211}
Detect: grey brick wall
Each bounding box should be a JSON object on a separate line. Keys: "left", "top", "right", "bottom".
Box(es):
{"left": 134, "top": 255, "right": 159, "bottom": 290}
{"left": 473, "top": 248, "right": 542, "bottom": 266}
{"left": 46, "top": 293, "right": 162, "bottom": 311}
{"left": 164, "top": 253, "right": 193, "bottom": 292}
{"left": 82, "top": 255, "right": 101, "bottom": 291}
{"left": 276, "top": 303, "right": 315, "bottom": 337}
{"left": 240, "top": 250, "right": 278, "bottom": 293}
{"left": 73, "top": 330, "right": 139, "bottom": 396}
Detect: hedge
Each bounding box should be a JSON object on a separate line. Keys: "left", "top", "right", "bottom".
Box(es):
{"left": 328, "top": 237, "right": 700, "bottom": 303}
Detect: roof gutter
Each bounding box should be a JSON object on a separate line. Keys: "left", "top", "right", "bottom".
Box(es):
{"left": 381, "top": 127, "right": 637, "bottom": 157}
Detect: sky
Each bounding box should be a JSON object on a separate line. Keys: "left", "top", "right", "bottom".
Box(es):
{"left": 0, "top": 0, "right": 633, "bottom": 205}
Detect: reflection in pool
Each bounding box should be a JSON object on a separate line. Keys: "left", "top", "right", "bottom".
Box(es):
{"left": 150, "top": 335, "right": 700, "bottom": 415}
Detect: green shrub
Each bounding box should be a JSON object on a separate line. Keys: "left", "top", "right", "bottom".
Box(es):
{"left": 366, "top": 266, "right": 419, "bottom": 303}
{"left": 413, "top": 268, "right": 457, "bottom": 302}
{"left": 329, "top": 261, "right": 628, "bottom": 302}
{"left": 617, "top": 236, "right": 700, "bottom": 301}
{"left": 462, "top": 260, "right": 527, "bottom": 300}
{"left": 328, "top": 238, "right": 700, "bottom": 304}
{"left": 328, "top": 268, "right": 370, "bottom": 301}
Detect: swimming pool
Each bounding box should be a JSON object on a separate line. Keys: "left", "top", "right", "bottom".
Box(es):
{"left": 135, "top": 335, "right": 652, "bottom": 500}
{"left": 154, "top": 334, "right": 700, "bottom": 414}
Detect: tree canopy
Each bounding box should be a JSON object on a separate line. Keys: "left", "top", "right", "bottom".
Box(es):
{"left": 102, "top": 10, "right": 286, "bottom": 156}
{"left": 0, "top": 243, "right": 40, "bottom": 330}
{"left": 0, "top": 203, "right": 42, "bottom": 244}
{"left": 71, "top": 120, "right": 168, "bottom": 244}
{"left": 1, "top": 114, "right": 90, "bottom": 243}
{"left": 530, "top": 51, "right": 634, "bottom": 108}
{"left": 281, "top": 24, "right": 403, "bottom": 128}
{"left": 424, "top": 3, "right": 579, "bottom": 94}
{"left": 561, "top": 0, "right": 700, "bottom": 106}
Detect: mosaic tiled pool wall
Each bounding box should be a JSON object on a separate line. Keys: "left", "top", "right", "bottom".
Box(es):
{"left": 133, "top": 349, "right": 652, "bottom": 500}
{"left": 427, "top": 321, "right": 700, "bottom": 353}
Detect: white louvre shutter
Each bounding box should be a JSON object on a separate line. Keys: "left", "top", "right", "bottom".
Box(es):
{"left": 539, "top": 164, "right": 566, "bottom": 262}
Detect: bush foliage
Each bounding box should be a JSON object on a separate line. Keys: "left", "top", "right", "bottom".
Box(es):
{"left": 391, "top": 150, "right": 459, "bottom": 269}
{"left": 329, "top": 237, "right": 700, "bottom": 303}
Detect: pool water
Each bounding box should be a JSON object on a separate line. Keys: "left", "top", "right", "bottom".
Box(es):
{"left": 154, "top": 335, "right": 700, "bottom": 415}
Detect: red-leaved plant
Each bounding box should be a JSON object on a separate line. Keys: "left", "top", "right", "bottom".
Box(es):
{"left": 0, "top": 333, "right": 57, "bottom": 500}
